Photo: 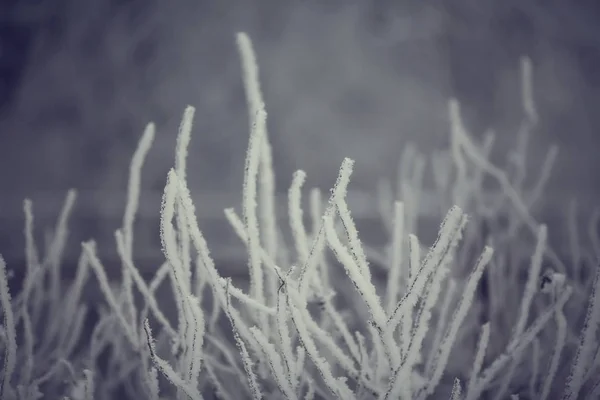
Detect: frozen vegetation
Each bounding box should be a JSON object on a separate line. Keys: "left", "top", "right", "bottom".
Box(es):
{"left": 0, "top": 32, "right": 599, "bottom": 400}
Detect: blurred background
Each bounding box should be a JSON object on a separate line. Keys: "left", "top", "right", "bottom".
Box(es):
{"left": 0, "top": 0, "right": 599, "bottom": 275}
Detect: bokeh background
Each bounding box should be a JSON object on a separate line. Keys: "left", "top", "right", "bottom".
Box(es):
{"left": 1, "top": 0, "right": 599, "bottom": 275}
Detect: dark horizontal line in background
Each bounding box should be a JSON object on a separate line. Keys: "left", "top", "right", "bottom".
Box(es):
{"left": 0, "top": 188, "right": 595, "bottom": 269}
{"left": 1, "top": 187, "right": 596, "bottom": 221}
{"left": 1, "top": 189, "right": 437, "bottom": 220}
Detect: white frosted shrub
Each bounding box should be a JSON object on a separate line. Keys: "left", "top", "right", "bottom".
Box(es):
{"left": 0, "top": 32, "right": 599, "bottom": 400}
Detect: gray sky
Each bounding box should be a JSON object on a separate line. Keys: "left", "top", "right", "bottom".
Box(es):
{"left": 1, "top": 0, "right": 599, "bottom": 266}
